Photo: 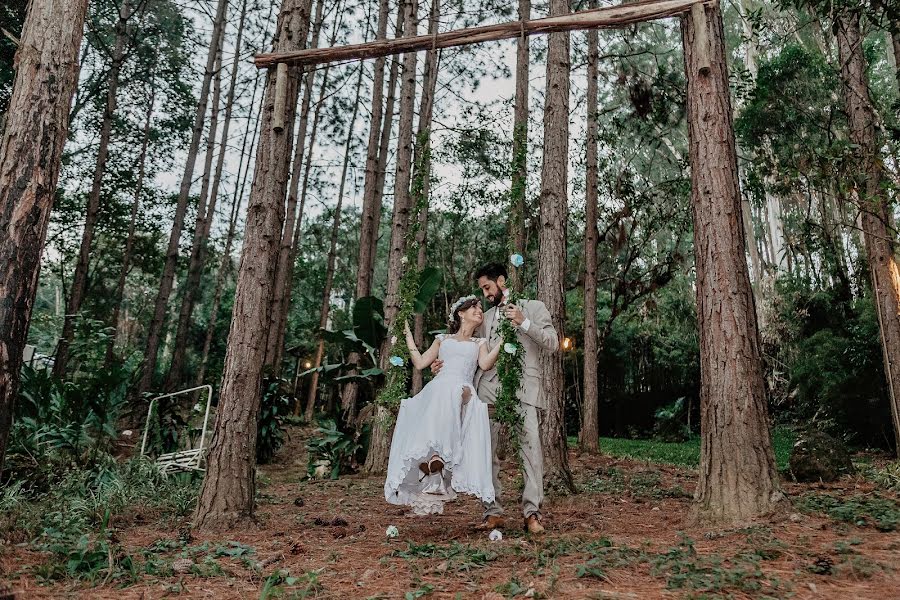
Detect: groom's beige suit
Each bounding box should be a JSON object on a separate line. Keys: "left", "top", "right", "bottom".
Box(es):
{"left": 475, "top": 298, "right": 558, "bottom": 519}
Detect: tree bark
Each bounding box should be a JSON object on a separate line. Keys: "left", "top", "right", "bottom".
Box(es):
{"left": 537, "top": 0, "right": 575, "bottom": 494}
{"left": 579, "top": 0, "right": 600, "bottom": 454}
{"left": 509, "top": 0, "right": 530, "bottom": 293}
{"left": 683, "top": 3, "right": 785, "bottom": 525}
{"left": 0, "top": 0, "right": 90, "bottom": 472}
{"left": 138, "top": 0, "right": 229, "bottom": 396}
{"left": 305, "top": 64, "right": 364, "bottom": 418}
{"left": 54, "top": 0, "right": 132, "bottom": 378}
{"left": 166, "top": 0, "right": 250, "bottom": 391}
{"left": 364, "top": 0, "right": 418, "bottom": 476}
{"left": 265, "top": 0, "right": 324, "bottom": 374}
{"left": 193, "top": 0, "right": 307, "bottom": 532}
{"left": 891, "top": 31, "right": 900, "bottom": 95}
{"left": 836, "top": 13, "right": 900, "bottom": 455}
{"left": 411, "top": 0, "right": 441, "bottom": 395}
{"left": 107, "top": 75, "right": 156, "bottom": 366}
{"left": 197, "top": 78, "right": 263, "bottom": 387}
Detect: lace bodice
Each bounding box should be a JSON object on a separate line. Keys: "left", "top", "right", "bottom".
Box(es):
{"left": 434, "top": 335, "right": 483, "bottom": 382}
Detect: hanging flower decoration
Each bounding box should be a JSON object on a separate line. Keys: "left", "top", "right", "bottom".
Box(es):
{"left": 389, "top": 355, "right": 405, "bottom": 367}
{"left": 495, "top": 270, "right": 525, "bottom": 457}
{"left": 510, "top": 253, "right": 525, "bottom": 268}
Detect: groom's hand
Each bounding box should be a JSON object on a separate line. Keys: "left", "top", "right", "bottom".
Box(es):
{"left": 430, "top": 358, "right": 444, "bottom": 375}
{"left": 504, "top": 304, "right": 525, "bottom": 327}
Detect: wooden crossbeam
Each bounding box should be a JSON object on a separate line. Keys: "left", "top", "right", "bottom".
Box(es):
{"left": 255, "top": 0, "right": 710, "bottom": 69}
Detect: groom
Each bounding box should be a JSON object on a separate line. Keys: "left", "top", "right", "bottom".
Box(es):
{"left": 437, "top": 262, "right": 559, "bottom": 534}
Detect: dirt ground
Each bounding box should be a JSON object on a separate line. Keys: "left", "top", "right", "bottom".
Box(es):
{"left": 3, "top": 426, "right": 900, "bottom": 599}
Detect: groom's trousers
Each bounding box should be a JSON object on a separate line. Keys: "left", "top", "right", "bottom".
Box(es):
{"left": 482, "top": 403, "right": 544, "bottom": 519}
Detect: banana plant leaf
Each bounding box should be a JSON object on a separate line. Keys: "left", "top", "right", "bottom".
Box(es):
{"left": 333, "top": 367, "right": 384, "bottom": 384}
{"left": 353, "top": 296, "right": 386, "bottom": 349}
{"left": 414, "top": 267, "right": 442, "bottom": 314}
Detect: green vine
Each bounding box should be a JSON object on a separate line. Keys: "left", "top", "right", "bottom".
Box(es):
{"left": 495, "top": 121, "right": 529, "bottom": 457}
{"left": 375, "top": 130, "right": 432, "bottom": 420}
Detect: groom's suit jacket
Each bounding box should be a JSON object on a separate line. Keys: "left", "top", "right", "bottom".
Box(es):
{"left": 475, "top": 298, "right": 558, "bottom": 410}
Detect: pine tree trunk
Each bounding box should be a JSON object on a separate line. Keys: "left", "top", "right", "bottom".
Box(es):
{"left": 305, "top": 65, "right": 364, "bottom": 418}
{"left": 197, "top": 79, "right": 263, "bottom": 386}
{"left": 54, "top": 0, "right": 132, "bottom": 378}
{"left": 891, "top": 31, "right": 900, "bottom": 94}
{"left": 579, "top": 0, "right": 600, "bottom": 454}
{"left": 341, "top": 19, "right": 403, "bottom": 422}
{"left": 411, "top": 0, "right": 440, "bottom": 395}
{"left": 537, "top": 0, "right": 575, "bottom": 494}
{"left": 364, "top": 0, "right": 417, "bottom": 476}
{"left": 193, "top": 0, "right": 308, "bottom": 532}
{"left": 138, "top": 0, "right": 229, "bottom": 396}
{"left": 266, "top": 0, "right": 324, "bottom": 375}
{"left": 837, "top": 14, "right": 900, "bottom": 455}
{"left": 107, "top": 76, "right": 156, "bottom": 365}
{"left": 166, "top": 0, "right": 250, "bottom": 390}
{"left": 0, "top": 0, "right": 90, "bottom": 472}
{"left": 509, "top": 0, "right": 530, "bottom": 293}
{"left": 683, "top": 3, "right": 785, "bottom": 525}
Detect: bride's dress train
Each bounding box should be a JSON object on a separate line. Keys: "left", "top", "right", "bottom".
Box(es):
{"left": 384, "top": 336, "right": 495, "bottom": 515}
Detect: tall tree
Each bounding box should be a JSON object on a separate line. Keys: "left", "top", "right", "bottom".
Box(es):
{"left": 0, "top": 0, "right": 90, "bottom": 471}
{"left": 836, "top": 11, "right": 900, "bottom": 454}
{"left": 193, "top": 0, "right": 308, "bottom": 531}
{"left": 166, "top": 0, "right": 250, "bottom": 390}
{"left": 683, "top": 3, "right": 784, "bottom": 524}
{"left": 265, "top": 0, "right": 323, "bottom": 374}
{"left": 508, "top": 0, "right": 530, "bottom": 293}
{"left": 341, "top": 9, "right": 403, "bottom": 423}
{"left": 579, "top": 0, "right": 600, "bottom": 454}
{"left": 107, "top": 75, "right": 157, "bottom": 364}
{"left": 537, "top": 0, "right": 575, "bottom": 493}
{"left": 305, "top": 64, "right": 365, "bottom": 417}
{"left": 411, "top": 0, "right": 441, "bottom": 395}
{"left": 54, "top": 0, "right": 133, "bottom": 378}
{"left": 364, "top": 0, "right": 418, "bottom": 475}
{"left": 138, "top": 0, "right": 229, "bottom": 396}
{"left": 196, "top": 77, "right": 263, "bottom": 387}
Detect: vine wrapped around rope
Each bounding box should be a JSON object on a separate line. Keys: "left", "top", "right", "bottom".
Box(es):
{"left": 375, "top": 130, "right": 432, "bottom": 417}
{"left": 495, "top": 122, "right": 528, "bottom": 456}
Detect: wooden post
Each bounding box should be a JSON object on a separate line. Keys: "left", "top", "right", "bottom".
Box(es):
{"left": 690, "top": 3, "right": 710, "bottom": 74}
{"left": 273, "top": 63, "right": 289, "bottom": 131}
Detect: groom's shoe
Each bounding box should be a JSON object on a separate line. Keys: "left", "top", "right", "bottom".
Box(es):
{"left": 474, "top": 515, "right": 505, "bottom": 531}
{"left": 524, "top": 515, "right": 545, "bottom": 534}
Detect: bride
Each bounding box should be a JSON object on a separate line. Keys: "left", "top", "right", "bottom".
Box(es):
{"left": 384, "top": 295, "right": 500, "bottom": 515}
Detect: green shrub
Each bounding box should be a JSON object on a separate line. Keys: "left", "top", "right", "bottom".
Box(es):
{"left": 306, "top": 418, "right": 361, "bottom": 479}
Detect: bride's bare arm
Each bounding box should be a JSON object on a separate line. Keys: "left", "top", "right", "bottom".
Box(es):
{"left": 405, "top": 321, "right": 440, "bottom": 370}
{"left": 477, "top": 339, "right": 502, "bottom": 371}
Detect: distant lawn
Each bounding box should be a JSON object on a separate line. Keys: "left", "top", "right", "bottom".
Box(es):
{"left": 570, "top": 426, "right": 795, "bottom": 470}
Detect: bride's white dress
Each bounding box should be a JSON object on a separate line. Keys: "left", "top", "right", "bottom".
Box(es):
{"left": 384, "top": 335, "right": 495, "bottom": 515}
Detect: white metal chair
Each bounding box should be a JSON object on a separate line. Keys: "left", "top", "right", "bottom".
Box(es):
{"left": 140, "top": 385, "right": 213, "bottom": 475}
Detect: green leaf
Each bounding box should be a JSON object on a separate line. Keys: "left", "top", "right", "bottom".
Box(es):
{"left": 353, "top": 296, "right": 387, "bottom": 349}
{"left": 413, "top": 267, "right": 442, "bottom": 314}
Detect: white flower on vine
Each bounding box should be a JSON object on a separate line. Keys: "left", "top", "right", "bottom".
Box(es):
{"left": 401, "top": 256, "right": 409, "bottom": 265}
{"left": 503, "top": 343, "right": 518, "bottom": 355}
{"left": 391, "top": 336, "right": 398, "bottom": 345}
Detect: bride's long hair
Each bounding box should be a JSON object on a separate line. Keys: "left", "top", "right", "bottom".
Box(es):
{"left": 447, "top": 297, "right": 481, "bottom": 334}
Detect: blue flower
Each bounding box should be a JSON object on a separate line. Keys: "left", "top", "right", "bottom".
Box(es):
{"left": 503, "top": 343, "right": 518, "bottom": 355}
{"left": 510, "top": 254, "right": 525, "bottom": 267}
{"left": 389, "top": 355, "right": 405, "bottom": 367}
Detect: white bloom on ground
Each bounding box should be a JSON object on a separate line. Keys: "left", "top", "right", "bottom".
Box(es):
{"left": 503, "top": 343, "right": 518, "bottom": 355}
{"left": 489, "top": 529, "right": 503, "bottom": 542}
{"left": 386, "top": 525, "right": 399, "bottom": 538}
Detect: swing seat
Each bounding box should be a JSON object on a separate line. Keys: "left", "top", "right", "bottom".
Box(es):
{"left": 140, "top": 385, "right": 214, "bottom": 475}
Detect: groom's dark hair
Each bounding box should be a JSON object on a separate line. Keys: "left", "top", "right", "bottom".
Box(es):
{"left": 474, "top": 262, "right": 508, "bottom": 282}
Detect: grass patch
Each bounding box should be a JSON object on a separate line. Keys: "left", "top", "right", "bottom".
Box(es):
{"left": 571, "top": 426, "right": 794, "bottom": 470}
{"left": 391, "top": 541, "right": 496, "bottom": 571}
{"left": 581, "top": 467, "right": 691, "bottom": 499}
{"left": 798, "top": 493, "right": 900, "bottom": 531}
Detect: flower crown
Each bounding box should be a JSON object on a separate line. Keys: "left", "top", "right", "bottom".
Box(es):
{"left": 448, "top": 295, "right": 479, "bottom": 322}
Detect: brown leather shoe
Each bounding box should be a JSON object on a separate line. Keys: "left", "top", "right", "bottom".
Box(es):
{"left": 524, "top": 515, "right": 545, "bottom": 534}
{"left": 474, "top": 515, "right": 505, "bottom": 531}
